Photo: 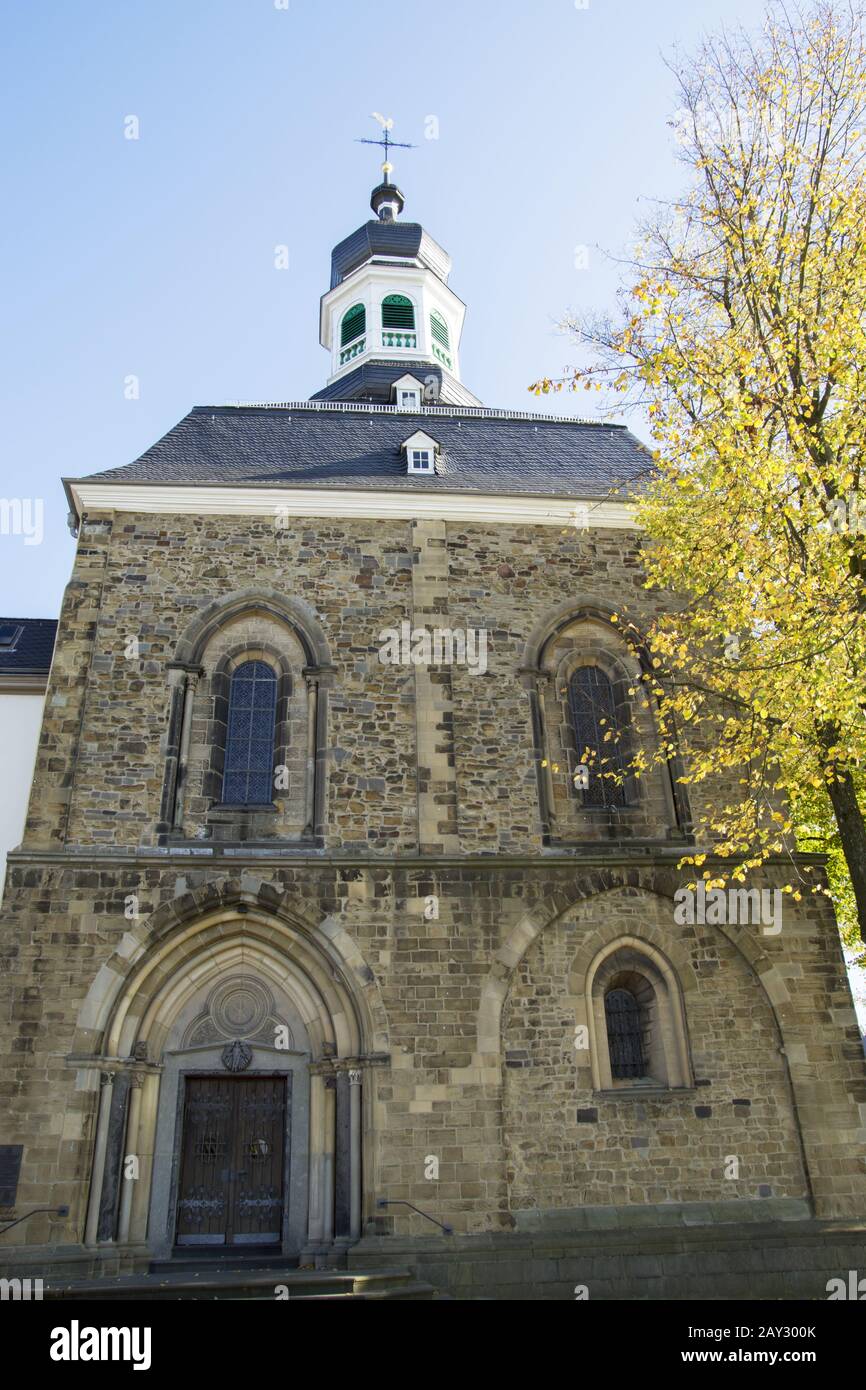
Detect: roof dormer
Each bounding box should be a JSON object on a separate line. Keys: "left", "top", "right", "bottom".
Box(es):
{"left": 392, "top": 374, "right": 425, "bottom": 410}
{"left": 401, "top": 429, "right": 440, "bottom": 476}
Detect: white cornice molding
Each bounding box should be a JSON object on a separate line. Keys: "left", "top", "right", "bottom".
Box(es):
{"left": 69, "top": 482, "right": 638, "bottom": 529}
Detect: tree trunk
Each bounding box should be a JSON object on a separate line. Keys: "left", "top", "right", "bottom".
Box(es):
{"left": 823, "top": 761, "right": 866, "bottom": 942}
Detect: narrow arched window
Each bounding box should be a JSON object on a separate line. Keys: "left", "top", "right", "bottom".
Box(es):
{"left": 340, "top": 303, "right": 366, "bottom": 347}
{"left": 430, "top": 311, "right": 449, "bottom": 348}
{"left": 569, "top": 665, "right": 627, "bottom": 808}
{"left": 605, "top": 988, "right": 647, "bottom": 1079}
{"left": 382, "top": 294, "right": 415, "bottom": 330}
{"left": 429, "top": 310, "right": 451, "bottom": 367}
{"left": 222, "top": 661, "right": 278, "bottom": 805}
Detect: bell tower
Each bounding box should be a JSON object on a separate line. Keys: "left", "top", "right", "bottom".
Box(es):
{"left": 312, "top": 120, "right": 480, "bottom": 407}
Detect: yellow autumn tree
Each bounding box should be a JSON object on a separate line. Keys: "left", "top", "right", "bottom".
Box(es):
{"left": 534, "top": 0, "right": 866, "bottom": 937}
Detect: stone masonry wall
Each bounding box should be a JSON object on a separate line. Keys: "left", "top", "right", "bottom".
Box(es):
{"left": 23, "top": 511, "right": 745, "bottom": 855}
{"left": 1, "top": 855, "right": 864, "bottom": 1247}
{"left": 2, "top": 504, "right": 865, "bottom": 1260}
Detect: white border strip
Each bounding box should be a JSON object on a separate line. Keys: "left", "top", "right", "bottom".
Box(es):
{"left": 70, "top": 484, "right": 637, "bottom": 529}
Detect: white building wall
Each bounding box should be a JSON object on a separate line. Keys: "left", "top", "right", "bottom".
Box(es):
{"left": 0, "top": 690, "right": 44, "bottom": 893}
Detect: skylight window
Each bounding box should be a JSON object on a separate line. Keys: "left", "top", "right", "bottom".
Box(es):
{"left": 0, "top": 623, "right": 23, "bottom": 651}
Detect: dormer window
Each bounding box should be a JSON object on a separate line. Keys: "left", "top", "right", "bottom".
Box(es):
{"left": 401, "top": 429, "right": 439, "bottom": 475}
{"left": 392, "top": 374, "right": 424, "bottom": 411}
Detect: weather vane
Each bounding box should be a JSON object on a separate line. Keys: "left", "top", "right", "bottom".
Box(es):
{"left": 356, "top": 113, "right": 416, "bottom": 183}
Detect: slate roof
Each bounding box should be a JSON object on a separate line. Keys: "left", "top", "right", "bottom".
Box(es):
{"left": 73, "top": 404, "right": 652, "bottom": 502}
{"left": 330, "top": 221, "right": 451, "bottom": 289}
{"left": 0, "top": 618, "right": 57, "bottom": 676}
{"left": 310, "top": 361, "right": 481, "bottom": 408}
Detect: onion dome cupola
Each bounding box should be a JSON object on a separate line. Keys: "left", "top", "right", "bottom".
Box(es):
{"left": 313, "top": 122, "right": 480, "bottom": 407}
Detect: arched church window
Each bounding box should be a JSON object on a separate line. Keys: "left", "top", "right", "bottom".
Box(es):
{"left": 382, "top": 294, "right": 415, "bottom": 330}
{"left": 568, "top": 665, "right": 627, "bottom": 808}
{"left": 221, "top": 660, "right": 278, "bottom": 805}
{"left": 588, "top": 944, "right": 692, "bottom": 1091}
{"left": 340, "top": 303, "right": 366, "bottom": 347}
{"left": 604, "top": 988, "right": 647, "bottom": 1079}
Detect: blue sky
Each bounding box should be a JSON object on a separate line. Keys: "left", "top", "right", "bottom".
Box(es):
{"left": 1, "top": 0, "right": 764, "bottom": 619}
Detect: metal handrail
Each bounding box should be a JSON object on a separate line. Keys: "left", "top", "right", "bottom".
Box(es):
{"left": 376, "top": 1198, "right": 453, "bottom": 1235}
{"left": 0, "top": 1205, "right": 68, "bottom": 1238}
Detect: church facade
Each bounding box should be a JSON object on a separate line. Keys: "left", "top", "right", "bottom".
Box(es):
{"left": 2, "top": 173, "right": 866, "bottom": 1299}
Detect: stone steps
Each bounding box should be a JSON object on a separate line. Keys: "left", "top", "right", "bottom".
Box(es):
{"left": 43, "top": 1266, "right": 439, "bottom": 1301}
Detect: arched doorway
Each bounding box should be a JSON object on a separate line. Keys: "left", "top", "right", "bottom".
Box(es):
{"left": 149, "top": 964, "right": 311, "bottom": 1255}
{"left": 80, "top": 896, "right": 384, "bottom": 1261}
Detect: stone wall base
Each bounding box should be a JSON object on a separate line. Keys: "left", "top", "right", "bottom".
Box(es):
{"left": 349, "top": 1215, "right": 866, "bottom": 1300}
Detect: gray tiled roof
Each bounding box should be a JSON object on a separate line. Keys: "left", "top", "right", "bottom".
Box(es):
{"left": 310, "top": 360, "right": 481, "bottom": 408}
{"left": 0, "top": 618, "right": 57, "bottom": 675}
{"left": 330, "top": 221, "right": 451, "bottom": 289}
{"left": 75, "top": 405, "right": 652, "bottom": 501}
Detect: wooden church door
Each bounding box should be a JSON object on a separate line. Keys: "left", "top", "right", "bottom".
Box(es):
{"left": 175, "top": 1075, "right": 288, "bottom": 1247}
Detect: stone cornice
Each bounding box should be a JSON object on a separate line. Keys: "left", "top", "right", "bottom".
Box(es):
{"left": 6, "top": 845, "right": 827, "bottom": 871}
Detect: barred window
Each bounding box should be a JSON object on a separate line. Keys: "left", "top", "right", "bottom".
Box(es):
{"left": 569, "top": 666, "right": 627, "bottom": 808}
{"left": 222, "top": 661, "right": 278, "bottom": 805}
{"left": 604, "top": 988, "right": 647, "bottom": 1079}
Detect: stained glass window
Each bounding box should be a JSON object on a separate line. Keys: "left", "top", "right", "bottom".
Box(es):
{"left": 569, "top": 665, "right": 627, "bottom": 808}
{"left": 222, "top": 660, "right": 278, "bottom": 805}
{"left": 605, "top": 988, "right": 647, "bottom": 1079}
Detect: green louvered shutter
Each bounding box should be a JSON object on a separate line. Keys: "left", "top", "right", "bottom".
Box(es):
{"left": 430, "top": 311, "right": 450, "bottom": 349}
{"left": 341, "top": 303, "right": 366, "bottom": 346}
{"left": 382, "top": 294, "right": 415, "bottom": 329}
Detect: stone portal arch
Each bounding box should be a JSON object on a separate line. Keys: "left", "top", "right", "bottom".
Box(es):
{"left": 77, "top": 879, "right": 386, "bottom": 1260}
